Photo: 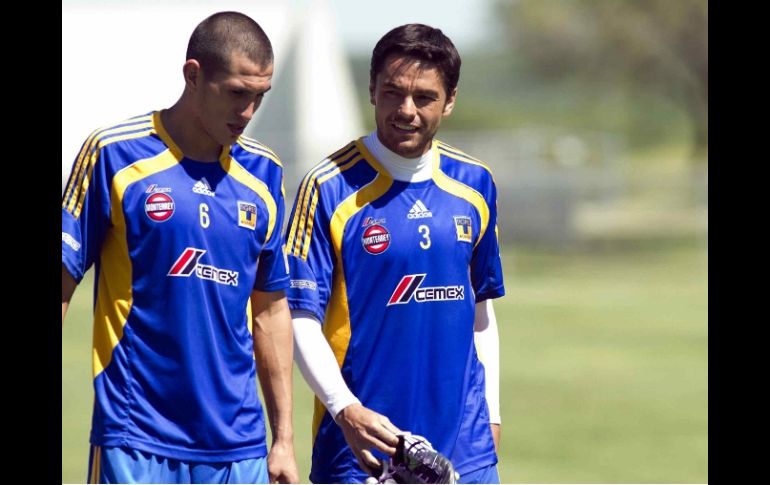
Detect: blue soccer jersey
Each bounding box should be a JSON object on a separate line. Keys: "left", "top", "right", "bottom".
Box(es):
{"left": 285, "top": 138, "right": 505, "bottom": 482}
{"left": 61, "top": 111, "right": 289, "bottom": 462}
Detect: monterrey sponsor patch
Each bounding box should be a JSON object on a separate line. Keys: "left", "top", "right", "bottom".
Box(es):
{"left": 238, "top": 201, "right": 257, "bottom": 230}
{"left": 362, "top": 224, "right": 391, "bottom": 255}
{"left": 145, "top": 192, "right": 175, "bottom": 222}
{"left": 454, "top": 216, "right": 472, "bottom": 243}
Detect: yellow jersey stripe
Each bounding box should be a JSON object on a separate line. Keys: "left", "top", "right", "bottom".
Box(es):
{"left": 311, "top": 268, "right": 352, "bottom": 443}
{"left": 436, "top": 141, "right": 489, "bottom": 166}
{"left": 64, "top": 120, "right": 154, "bottom": 214}
{"left": 286, "top": 142, "right": 358, "bottom": 257}
{"left": 64, "top": 116, "right": 153, "bottom": 208}
{"left": 237, "top": 139, "right": 284, "bottom": 168}
{"left": 289, "top": 158, "right": 338, "bottom": 256}
{"left": 234, "top": 141, "right": 285, "bottom": 197}
{"left": 70, "top": 126, "right": 156, "bottom": 218}
{"left": 436, "top": 142, "right": 497, "bottom": 185}
{"left": 311, "top": 172, "right": 393, "bottom": 443}
{"left": 240, "top": 135, "right": 279, "bottom": 158}
{"left": 301, "top": 138, "right": 391, "bottom": 260}
{"left": 93, "top": 150, "right": 179, "bottom": 378}
{"left": 286, "top": 143, "right": 357, "bottom": 253}
{"left": 63, "top": 129, "right": 100, "bottom": 209}
{"left": 329, "top": 172, "right": 393, "bottom": 266}
{"left": 71, "top": 126, "right": 156, "bottom": 219}
{"left": 354, "top": 138, "right": 390, "bottom": 175}
{"left": 299, "top": 155, "right": 364, "bottom": 260}
{"left": 237, "top": 138, "right": 282, "bottom": 163}
{"left": 63, "top": 115, "right": 153, "bottom": 209}
{"left": 152, "top": 111, "right": 184, "bottom": 161}
{"left": 431, "top": 145, "right": 490, "bottom": 248}
{"left": 287, "top": 142, "right": 357, "bottom": 254}
{"left": 437, "top": 147, "right": 496, "bottom": 180}
{"left": 221, "top": 154, "right": 278, "bottom": 243}
{"left": 286, "top": 175, "right": 311, "bottom": 252}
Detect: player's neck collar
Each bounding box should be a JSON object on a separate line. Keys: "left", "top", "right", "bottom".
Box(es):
{"left": 362, "top": 131, "right": 433, "bottom": 182}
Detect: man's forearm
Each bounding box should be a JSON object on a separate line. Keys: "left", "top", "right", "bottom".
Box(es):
{"left": 474, "top": 299, "right": 501, "bottom": 424}
{"left": 292, "top": 311, "right": 361, "bottom": 419}
{"left": 62, "top": 265, "right": 78, "bottom": 325}
{"left": 252, "top": 290, "right": 295, "bottom": 442}
{"left": 292, "top": 310, "right": 399, "bottom": 469}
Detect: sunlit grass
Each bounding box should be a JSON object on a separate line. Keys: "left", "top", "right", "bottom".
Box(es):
{"left": 63, "top": 242, "right": 707, "bottom": 483}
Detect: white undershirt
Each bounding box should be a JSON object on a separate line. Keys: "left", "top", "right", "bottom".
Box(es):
{"left": 292, "top": 131, "right": 500, "bottom": 424}
{"left": 362, "top": 131, "right": 434, "bottom": 182}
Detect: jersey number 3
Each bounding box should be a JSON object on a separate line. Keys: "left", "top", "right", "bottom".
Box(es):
{"left": 418, "top": 224, "right": 431, "bottom": 250}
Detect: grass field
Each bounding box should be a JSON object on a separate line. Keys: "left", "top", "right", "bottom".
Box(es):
{"left": 62, "top": 241, "right": 707, "bottom": 483}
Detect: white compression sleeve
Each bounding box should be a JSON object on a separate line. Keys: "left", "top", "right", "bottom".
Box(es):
{"left": 292, "top": 310, "right": 361, "bottom": 420}
{"left": 474, "top": 299, "right": 501, "bottom": 424}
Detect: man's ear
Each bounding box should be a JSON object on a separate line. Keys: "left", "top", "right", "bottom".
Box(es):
{"left": 183, "top": 59, "right": 202, "bottom": 89}
{"left": 443, "top": 87, "right": 458, "bottom": 117}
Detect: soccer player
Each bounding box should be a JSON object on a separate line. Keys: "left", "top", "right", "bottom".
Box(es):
{"left": 286, "top": 24, "right": 504, "bottom": 484}
{"left": 61, "top": 12, "right": 299, "bottom": 484}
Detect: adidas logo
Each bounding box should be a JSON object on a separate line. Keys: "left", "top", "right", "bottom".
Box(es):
{"left": 192, "top": 177, "right": 215, "bottom": 197}
{"left": 407, "top": 200, "right": 433, "bottom": 219}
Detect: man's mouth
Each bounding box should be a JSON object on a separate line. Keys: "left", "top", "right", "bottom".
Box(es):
{"left": 392, "top": 122, "right": 418, "bottom": 133}
{"left": 228, "top": 124, "right": 245, "bottom": 136}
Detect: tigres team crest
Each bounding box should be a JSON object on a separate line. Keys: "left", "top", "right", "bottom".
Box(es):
{"left": 238, "top": 201, "right": 257, "bottom": 230}
{"left": 454, "top": 216, "right": 472, "bottom": 243}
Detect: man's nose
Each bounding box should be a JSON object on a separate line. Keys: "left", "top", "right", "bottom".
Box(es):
{"left": 239, "top": 100, "right": 257, "bottom": 121}
{"left": 397, "top": 96, "right": 416, "bottom": 118}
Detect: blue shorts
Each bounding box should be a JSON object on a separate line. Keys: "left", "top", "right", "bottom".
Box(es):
{"left": 458, "top": 463, "right": 500, "bottom": 484}
{"left": 87, "top": 445, "right": 269, "bottom": 484}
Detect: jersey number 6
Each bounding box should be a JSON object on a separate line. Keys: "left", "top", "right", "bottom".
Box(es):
{"left": 199, "top": 203, "right": 210, "bottom": 229}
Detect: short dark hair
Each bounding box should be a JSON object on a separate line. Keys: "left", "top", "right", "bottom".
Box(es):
{"left": 186, "top": 11, "right": 273, "bottom": 75}
{"left": 370, "top": 24, "right": 461, "bottom": 96}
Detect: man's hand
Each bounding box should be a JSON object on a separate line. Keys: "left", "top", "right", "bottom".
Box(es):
{"left": 267, "top": 438, "right": 299, "bottom": 483}
{"left": 336, "top": 403, "right": 401, "bottom": 474}
{"left": 251, "top": 290, "right": 298, "bottom": 483}
{"left": 366, "top": 433, "right": 458, "bottom": 484}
